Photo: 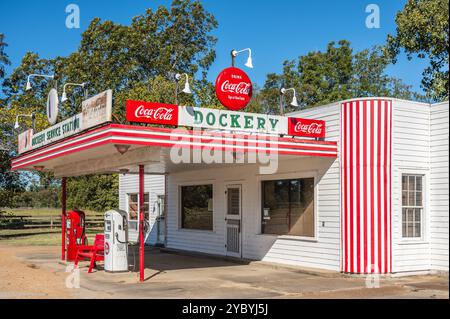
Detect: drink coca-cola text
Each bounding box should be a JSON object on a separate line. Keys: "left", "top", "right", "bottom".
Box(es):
{"left": 215, "top": 67, "right": 252, "bottom": 111}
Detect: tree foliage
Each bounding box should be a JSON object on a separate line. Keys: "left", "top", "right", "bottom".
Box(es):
{"left": 0, "top": 0, "right": 219, "bottom": 210}
{"left": 258, "top": 40, "right": 419, "bottom": 114}
{"left": 0, "top": 33, "right": 10, "bottom": 80}
{"left": 387, "top": 0, "right": 449, "bottom": 101}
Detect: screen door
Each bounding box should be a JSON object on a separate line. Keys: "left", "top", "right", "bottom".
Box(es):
{"left": 225, "top": 185, "right": 242, "bottom": 257}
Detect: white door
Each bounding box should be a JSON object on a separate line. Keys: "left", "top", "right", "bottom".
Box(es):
{"left": 225, "top": 185, "right": 242, "bottom": 257}
{"left": 155, "top": 195, "right": 165, "bottom": 245}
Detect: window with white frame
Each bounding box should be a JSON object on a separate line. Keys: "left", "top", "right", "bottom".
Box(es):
{"left": 402, "top": 174, "right": 424, "bottom": 238}
{"left": 128, "top": 193, "right": 149, "bottom": 231}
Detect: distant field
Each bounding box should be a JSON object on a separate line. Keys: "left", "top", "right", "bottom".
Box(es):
{"left": 0, "top": 208, "right": 103, "bottom": 246}
{"left": 0, "top": 228, "right": 100, "bottom": 246}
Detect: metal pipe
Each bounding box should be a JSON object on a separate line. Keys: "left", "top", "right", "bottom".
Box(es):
{"left": 139, "top": 165, "right": 145, "bottom": 282}
{"left": 61, "top": 177, "right": 67, "bottom": 261}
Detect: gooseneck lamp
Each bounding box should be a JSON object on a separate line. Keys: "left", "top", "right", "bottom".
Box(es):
{"left": 231, "top": 48, "right": 253, "bottom": 68}
{"left": 280, "top": 87, "right": 299, "bottom": 115}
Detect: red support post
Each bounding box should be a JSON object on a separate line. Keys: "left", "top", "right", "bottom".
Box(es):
{"left": 61, "top": 177, "right": 67, "bottom": 261}
{"left": 139, "top": 165, "right": 145, "bottom": 282}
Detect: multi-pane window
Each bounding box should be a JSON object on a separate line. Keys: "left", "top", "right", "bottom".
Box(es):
{"left": 181, "top": 185, "right": 213, "bottom": 230}
{"left": 261, "top": 178, "right": 315, "bottom": 237}
{"left": 128, "top": 193, "right": 149, "bottom": 231}
{"left": 402, "top": 174, "right": 424, "bottom": 238}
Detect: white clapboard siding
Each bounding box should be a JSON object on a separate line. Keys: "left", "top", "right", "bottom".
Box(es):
{"left": 430, "top": 101, "right": 449, "bottom": 271}
{"left": 119, "top": 171, "right": 165, "bottom": 245}
{"left": 391, "top": 100, "right": 432, "bottom": 273}
{"left": 166, "top": 154, "right": 340, "bottom": 271}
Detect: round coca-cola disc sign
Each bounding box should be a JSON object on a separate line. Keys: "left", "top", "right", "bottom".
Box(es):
{"left": 215, "top": 67, "right": 252, "bottom": 111}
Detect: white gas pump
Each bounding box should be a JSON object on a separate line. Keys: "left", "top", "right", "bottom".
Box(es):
{"left": 104, "top": 209, "right": 129, "bottom": 272}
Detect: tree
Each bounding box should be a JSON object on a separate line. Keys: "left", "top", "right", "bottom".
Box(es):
{"left": 0, "top": 34, "right": 26, "bottom": 208}
{"left": 0, "top": 33, "right": 10, "bottom": 80}
{"left": 0, "top": 0, "right": 219, "bottom": 210}
{"left": 387, "top": 0, "right": 449, "bottom": 101}
{"left": 259, "top": 41, "right": 418, "bottom": 114}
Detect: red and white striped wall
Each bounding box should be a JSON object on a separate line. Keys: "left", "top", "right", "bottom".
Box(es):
{"left": 340, "top": 99, "right": 392, "bottom": 274}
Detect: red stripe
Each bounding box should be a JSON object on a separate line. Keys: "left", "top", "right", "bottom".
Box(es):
{"left": 110, "top": 123, "right": 339, "bottom": 145}
{"left": 355, "top": 101, "right": 361, "bottom": 273}
{"left": 389, "top": 101, "right": 393, "bottom": 272}
{"left": 363, "top": 101, "right": 368, "bottom": 273}
{"left": 370, "top": 100, "right": 375, "bottom": 273}
{"left": 383, "top": 100, "right": 389, "bottom": 273}
{"left": 349, "top": 102, "right": 354, "bottom": 273}
{"left": 12, "top": 131, "right": 115, "bottom": 166}
{"left": 342, "top": 103, "right": 347, "bottom": 272}
{"left": 377, "top": 101, "right": 382, "bottom": 273}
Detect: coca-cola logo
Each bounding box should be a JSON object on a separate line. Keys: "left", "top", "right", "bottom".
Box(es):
{"left": 126, "top": 101, "right": 178, "bottom": 125}
{"left": 220, "top": 81, "right": 252, "bottom": 95}
{"left": 135, "top": 105, "right": 174, "bottom": 121}
{"left": 288, "top": 117, "right": 326, "bottom": 138}
{"left": 215, "top": 67, "right": 252, "bottom": 111}
{"left": 294, "top": 122, "right": 323, "bottom": 134}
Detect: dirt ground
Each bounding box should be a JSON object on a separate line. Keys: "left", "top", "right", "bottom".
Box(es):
{"left": 0, "top": 244, "right": 448, "bottom": 299}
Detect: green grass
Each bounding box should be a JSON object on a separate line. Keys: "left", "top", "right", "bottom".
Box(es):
{"left": 0, "top": 208, "right": 103, "bottom": 246}
{"left": 0, "top": 228, "right": 101, "bottom": 246}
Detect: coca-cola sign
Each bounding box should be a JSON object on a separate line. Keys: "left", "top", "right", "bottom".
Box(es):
{"left": 215, "top": 67, "right": 252, "bottom": 111}
{"left": 126, "top": 100, "right": 178, "bottom": 125}
{"left": 288, "top": 117, "right": 326, "bottom": 138}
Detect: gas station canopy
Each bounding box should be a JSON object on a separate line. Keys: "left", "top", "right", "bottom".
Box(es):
{"left": 11, "top": 123, "right": 338, "bottom": 177}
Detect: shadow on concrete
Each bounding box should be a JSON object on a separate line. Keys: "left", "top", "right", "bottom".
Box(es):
{"left": 127, "top": 245, "right": 250, "bottom": 276}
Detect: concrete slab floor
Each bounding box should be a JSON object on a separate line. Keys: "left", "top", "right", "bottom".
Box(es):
{"left": 0, "top": 244, "right": 448, "bottom": 299}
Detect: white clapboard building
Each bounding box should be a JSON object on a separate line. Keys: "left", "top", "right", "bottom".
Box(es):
{"left": 118, "top": 97, "right": 448, "bottom": 275}
{"left": 11, "top": 96, "right": 448, "bottom": 275}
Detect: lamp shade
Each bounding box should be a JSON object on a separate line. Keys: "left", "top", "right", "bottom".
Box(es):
{"left": 245, "top": 56, "right": 253, "bottom": 68}
{"left": 291, "top": 95, "right": 299, "bottom": 107}
{"left": 25, "top": 81, "right": 32, "bottom": 91}
{"left": 182, "top": 81, "right": 192, "bottom": 94}
{"left": 61, "top": 91, "right": 68, "bottom": 102}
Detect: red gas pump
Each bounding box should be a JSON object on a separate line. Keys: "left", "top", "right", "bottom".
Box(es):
{"left": 66, "top": 210, "right": 87, "bottom": 261}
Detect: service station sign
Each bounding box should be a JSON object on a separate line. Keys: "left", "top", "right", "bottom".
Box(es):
{"left": 125, "top": 101, "right": 325, "bottom": 138}
{"left": 18, "top": 90, "right": 113, "bottom": 154}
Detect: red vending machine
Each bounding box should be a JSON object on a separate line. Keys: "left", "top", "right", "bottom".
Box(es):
{"left": 66, "top": 210, "right": 86, "bottom": 261}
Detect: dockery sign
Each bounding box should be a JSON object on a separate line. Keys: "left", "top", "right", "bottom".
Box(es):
{"left": 215, "top": 67, "right": 252, "bottom": 111}
{"left": 125, "top": 101, "right": 325, "bottom": 138}
{"left": 18, "top": 90, "right": 113, "bottom": 154}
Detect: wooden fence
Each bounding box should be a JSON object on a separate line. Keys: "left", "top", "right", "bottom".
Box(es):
{"left": 0, "top": 214, "right": 104, "bottom": 231}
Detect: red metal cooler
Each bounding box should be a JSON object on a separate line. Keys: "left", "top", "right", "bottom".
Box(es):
{"left": 66, "top": 210, "right": 86, "bottom": 261}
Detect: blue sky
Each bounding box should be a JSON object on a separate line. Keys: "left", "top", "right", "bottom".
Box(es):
{"left": 0, "top": 0, "right": 428, "bottom": 94}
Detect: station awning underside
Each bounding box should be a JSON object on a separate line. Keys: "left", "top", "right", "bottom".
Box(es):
{"left": 11, "top": 124, "right": 338, "bottom": 177}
